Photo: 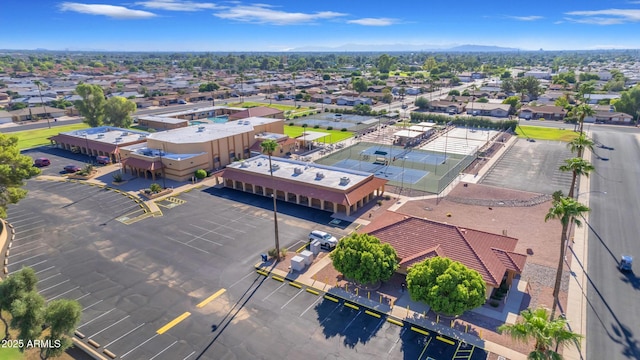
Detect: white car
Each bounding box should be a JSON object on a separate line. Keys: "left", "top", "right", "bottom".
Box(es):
{"left": 309, "top": 230, "right": 338, "bottom": 249}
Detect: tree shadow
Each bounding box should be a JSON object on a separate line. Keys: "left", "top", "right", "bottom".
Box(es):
{"left": 620, "top": 270, "right": 640, "bottom": 291}
{"left": 313, "top": 298, "right": 384, "bottom": 349}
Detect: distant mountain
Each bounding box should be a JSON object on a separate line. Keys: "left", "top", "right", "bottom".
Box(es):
{"left": 291, "top": 43, "right": 519, "bottom": 52}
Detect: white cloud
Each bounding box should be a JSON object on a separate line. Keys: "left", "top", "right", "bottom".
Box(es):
{"left": 213, "top": 4, "right": 346, "bottom": 25}
{"left": 347, "top": 18, "right": 396, "bottom": 26}
{"left": 136, "top": 0, "right": 218, "bottom": 11}
{"left": 565, "top": 9, "right": 640, "bottom": 25}
{"left": 59, "top": 2, "right": 156, "bottom": 19}
{"left": 507, "top": 15, "right": 543, "bottom": 21}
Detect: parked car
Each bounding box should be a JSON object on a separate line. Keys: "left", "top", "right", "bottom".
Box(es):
{"left": 63, "top": 165, "right": 81, "bottom": 173}
{"left": 309, "top": 230, "right": 338, "bottom": 249}
{"left": 96, "top": 156, "right": 111, "bottom": 165}
{"left": 34, "top": 158, "right": 50, "bottom": 167}
{"left": 178, "top": 99, "right": 187, "bottom": 104}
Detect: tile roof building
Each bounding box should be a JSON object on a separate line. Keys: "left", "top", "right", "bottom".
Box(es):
{"left": 362, "top": 211, "right": 527, "bottom": 297}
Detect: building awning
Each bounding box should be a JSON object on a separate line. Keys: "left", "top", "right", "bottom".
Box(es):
{"left": 49, "top": 134, "right": 119, "bottom": 154}
{"left": 121, "top": 157, "right": 163, "bottom": 171}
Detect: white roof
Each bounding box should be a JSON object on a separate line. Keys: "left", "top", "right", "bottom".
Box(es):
{"left": 298, "top": 131, "right": 329, "bottom": 141}
{"left": 393, "top": 129, "right": 423, "bottom": 138}
{"left": 138, "top": 115, "right": 188, "bottom": 124}
{"left": 67, "top": 126, "right": 148, "bottom": 145}
{"left": 148, "top": 122, "right": 253, "bottom": 144}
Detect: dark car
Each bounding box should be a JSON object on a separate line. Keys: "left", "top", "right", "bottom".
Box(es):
{"left": 63, "top": 165, "right": 81, "bottom": 173}
{"left": 34, "top": 158, "right": 51, "bottom": 167}
{"left": 96, "top": 156, "right": 111, "bottom": 165}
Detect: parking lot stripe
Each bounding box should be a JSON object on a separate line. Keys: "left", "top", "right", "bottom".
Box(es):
{"left": 9, "top": 244, "right": 48, "bottom": 258}
{"left": 75, "top": 293, "right": 90, "bottom": 301}
{"left": 104, "top": 323, "right": 145, "bottom": 348}
{"left": 365, "top": 310, "right": 381, "bottom": 318}
{"left": 82, "top": 299, "right": 103, "bottom": 311}
{"left": 78, "top": 308, "right": 115, "bottom": 329}
{"left": 149, "top": 340, "right": 177, "bottom": 360}
{"left": 29, "top": 261, "right": 49, "bottom": 272}
{"left": 388, "top": 328, "right": 406, "bottom": 354}
{"left": 229, "top": 271, "right": 257, "bottom": 288}
{"left": 300, "top": 295, "right": 323, "bottom": 317}
{"left": 156, "top": 312, "right": 191, "bottom": 334}
{"left": 8, "top": 253, "right": 44, "bottom": 266}
{"left": 417, "top": 337, "right": 433, "bottom": 360}
{"left": 182, "top": 350, "right": 196, "bottom": 360}
{"left": 196, "top": 288, "right": 226, "bottom": 308}
{"left": 9, "top": 240, "right": 41, "bottom": 249}
{"left": 387, "top": 318, "right": 403, "bottom": 326}
{"left": 342, "top": 310, "right": 362, "bottom": 332}
{"left": 280, "top": 288, "right": 304, "bottom": 309}
{"left": 262, "top": 283, "right": 287, "bottom": 302}
{"left": 165, "top": 236, "right": 210, "bottom": 254}
{"left": 39, "top": 273, "right": 62, "bottom": 283}
{"left": 47, "top": 286, "right": 80, "bottom": 301}
{"left": 120, "top": 334, "right": 158, "bottom": 358}
{"left": 39, "top": 279, "right": 70, "bottom": 293}
{"left": 411, "top": 326, "right": 429, "bottom": 336}
{"left": 88, "top": 315, "right": 130, "bottom": 338}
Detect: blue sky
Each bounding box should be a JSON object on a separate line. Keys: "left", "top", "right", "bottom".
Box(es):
{"left": 3, "top": 0, "right": 640, "bottom": 51}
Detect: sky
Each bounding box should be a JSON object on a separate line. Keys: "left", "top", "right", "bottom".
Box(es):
{"left": 3, "top": 0, "right": 640, "bottom": 52}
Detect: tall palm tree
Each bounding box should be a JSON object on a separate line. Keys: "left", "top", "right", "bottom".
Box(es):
{"left": 573, "top": 103, "right": 595, "bottom": 135}
{"left": 499, "top": 307, "right": 582, "bottom": 359}
{"left": 544, "top": 196, "right": 590, "bottom": 319}
{"left": 260, "top": 139, "right": 281, "bottom": 261}
{"left": 559, "top": 157, "right": 595, "bottom": 199}
{"left": 33, "top": 80, "right": 51, "bottom": 129}
{"left": 567, "top": 133, "right": 594, "bottom": 159}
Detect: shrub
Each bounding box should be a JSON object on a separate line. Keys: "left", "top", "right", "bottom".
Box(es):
{"left": 194, "top": 169, "right": 207, "bottom": 180}
{"left": 112, "top": 173, "right": 123, "bottom": 182}
{"left": 314, "top": 125, "right": 320, "bottom": 129}
{"left": 327, "top": 126, "right": 333, "bottom": 130}
{"left": 341, "top": 128, "right": 347, "bottom": 132}
{"left": 149, "top": 183, "right": 163, "bottom": 193}
{"left": 376, "top": 200, "right": 383, "bottom": 206}
{"left": 490, "top": 300, "right": 500, "bottom": 308}
{"left": 384, "top": 195, "right": 391, "bottom": 200}
{"left": 289, "top": 122, "right": 295, "bottom": 126}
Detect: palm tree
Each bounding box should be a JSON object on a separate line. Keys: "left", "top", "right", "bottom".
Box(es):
{"left": 567, "top": 133, "right": 594, "bottom": 159}
{"left": 559, "top": 157, "right": 595, "bottom": 199}
{"left": 260, "top": 139, "right": 281, "bottom": 261}
{"left": 33, "top": 80, "right": 51, "bottom": 129}
{"left": 573, "top": 103, "right": 595, "bottom": 135}
{"left": 544, "top": 196, "right": 590, "bottom": 319}
{"left": 499, "top": 307, "right": 582, "bottom": 359}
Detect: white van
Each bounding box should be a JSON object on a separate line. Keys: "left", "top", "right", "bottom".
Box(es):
{"left": 309, "top": 230, "right": 338, "bottom": 249}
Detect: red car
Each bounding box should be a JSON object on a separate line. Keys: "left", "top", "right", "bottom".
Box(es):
{"left": 34, "top": 158, "right": 50, "bottom": 167}
{"left": 63, "top": 165, "right": 81, "bottom": 173}
{"left": 96, "top": 156, "right": 111, "bottom": 165}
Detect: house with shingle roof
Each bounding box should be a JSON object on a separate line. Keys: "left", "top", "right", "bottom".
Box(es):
{"left": 361, "top": 211, "right": 527, "bottom": 298}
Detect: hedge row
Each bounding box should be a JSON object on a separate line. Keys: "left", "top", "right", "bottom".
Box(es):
{"left": 409, "top": 112, "right": 517, "bottom": 131}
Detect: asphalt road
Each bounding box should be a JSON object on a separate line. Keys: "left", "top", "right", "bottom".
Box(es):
{"left": 585, "top": 129, "right": 640, "bottom": 360}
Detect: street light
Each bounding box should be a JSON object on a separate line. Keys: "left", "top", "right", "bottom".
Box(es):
{"left": 399, "top": 156, "right": 408, "bottom": 195}
{"left": 159, "top": 144, "right": 166, "bottom": 189}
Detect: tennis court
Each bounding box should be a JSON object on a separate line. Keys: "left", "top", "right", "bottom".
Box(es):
{"left": 315, "top": 142, "right": 475, "bottom": 194}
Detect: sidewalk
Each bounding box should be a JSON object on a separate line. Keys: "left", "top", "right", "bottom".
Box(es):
{"left": 257, "top": 256, "right": 527, "bottom": 360}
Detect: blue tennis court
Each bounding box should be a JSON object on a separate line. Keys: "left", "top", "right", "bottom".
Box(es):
{"left": 333, "top": 159, "right": 429, "bottom": 184}
{"left": 360, "top": 146, "right": 447, "bottom": 165}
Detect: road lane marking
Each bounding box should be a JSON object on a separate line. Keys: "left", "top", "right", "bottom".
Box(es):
{"left": 156, "top": 312, "right": 191, "bottom": 334}
{"left": 120, "top": 334, "right": 158, "bottom": 358}
{"left": 196, "top": 289, "right": 226, "bottom": 308}
{"left": 88, "top": 315, "right": 130, "bottom": 338}
{"left": 78, "top": 308, "right": 115, "bottom": 329}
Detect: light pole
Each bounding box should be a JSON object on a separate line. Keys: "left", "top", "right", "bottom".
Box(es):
{"left": 159, "top": 144, "right": 166, "bottom": 189}
{"left": 400, "top": 156, "right": 408, "bottom": 195}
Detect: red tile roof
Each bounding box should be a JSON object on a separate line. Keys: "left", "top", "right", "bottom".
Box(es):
{"left": 362, "top": 211, "right": 526, "bottom": 287}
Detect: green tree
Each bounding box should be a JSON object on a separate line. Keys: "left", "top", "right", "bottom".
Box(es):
{"left": 448, "top": 90, "right": 460, "bottom": 96}
{"left": 613, "top": 85, "right": 640, "bottom": 122}
{"left": 0, "top": 267, "right": 38, "bottom": 336}
{"left": 476, "top": 97, "right": 489, "bottom": 103}
{"left": 0, "top": 135, "right": 41, "bottom": 218}
{"left": 499, "top": 307, "right": 582, "bottom": 359}
{"left": 198, "top": 82, "right": 219, "bottom": 92}
{"left": 515, "top": 76, "right": 541, "bottom": 99}
{"left": 352, "top": 78, "right": 368, "bottom": 94}
{"left": 75, "top": 83, "right": 106, "bottom": 127}
{"left": 545, "top": 197, "right": 590, "bottom": 319}
{"left": 382, "top": 89, "right": 393, "bottom": 104}
{"left": 260, "top": 139, "right": 281, "bottom": 261}
{"left": 10, "top": 290, "right": 45, "bottom": 343}
{"left": 330, "top": 233, "right": 398, "bottom": 285}
{"left": 559, "top": 157, "right": 594, "bottom": 199}
{"left": 423, "top": 57, "right": 437, "bottom": 72}
{"left": 41, "top": 299, "right": 82, "bottom": 359}
{"left": 502, "top": 96, "right": 520, "bottom": 114}
{"left": 415, "top": 97, "right": 430, "bottom": 110}
{"left": 567, "top": 133, "right": 594, "bottom": 159}
{"left": 406, "top": 257, "right": 486, "bottom": 317}
{"left": 194, "top": 169, "right": 207, "bottom": 180}
{"left": 104, "top": 96, "right": 137, "bottom": 128}
{"left": 571, "top": 104, "right": 595, "bottom": 135}
{"left": 353, "top": 104, "right": 371, "bottom": 115}
{"left": 577, "top": 81, "right": 595, "bottom": 103}
{"left": 501, "top": 78, "right": 515, "bottom": 93}
{"left": 376, "top": 54, "right": 397, "bottom": 73}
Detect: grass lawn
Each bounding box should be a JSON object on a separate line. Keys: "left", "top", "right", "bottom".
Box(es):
{"left": 0, "top": 347, "right": 22, "bottom": 360}
{"left": 0, "top": 311, "right": 74, "bottom": 360}
{"left": 12, "top": 123, "right": 89, "bottom": 150}
{"left": 284, "top": 125, "right": 353, "bottom": 144}
{"left": 516, "top": 125, "right": 579, "bottom": 142}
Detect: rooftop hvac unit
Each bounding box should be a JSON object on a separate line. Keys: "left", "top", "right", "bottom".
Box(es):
{"left": 97, "top": 134, "right": 104, "bottom": 138}
{"left": 121, "top": 132, "right": 128, "bottom": 136}
{"left": 294, "top": 167, "right": 303, "bottom": 175}
{"left": 240, "top": 161, "right": 250, "bottom": 168}
{"left": 197, "top": 126, "right": 205, "bottom": 132}
{"left": 316, "top": 172, "right": 325, "bottom": 180}
{"left": 114, "top": 137, "right": 122, "bottom": 142}
{"left": 270, "top": 164, "right": 280, "bottom": 171}
{"left": 339, "top": 177, "right": 350, "bottom": 186}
